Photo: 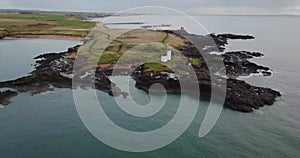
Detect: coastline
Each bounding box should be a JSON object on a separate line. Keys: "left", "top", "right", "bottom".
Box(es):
{"left": 3, "top": 35, "right": 85, "bottom": 41}
{"left": 0, "top": 13, "right": 96, "bottom": 41}
{"left": 0, "top": 90, "right": 18, "bottom": 105}
{"left": 0, "top": 13, "right": 282, "bottom": 112}
{"left": 0, "top": 30, "right": 281, "bottom": 112}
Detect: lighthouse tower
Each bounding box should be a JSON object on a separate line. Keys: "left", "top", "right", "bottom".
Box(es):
{"left": 167, "top": 49, "right": 172, "bottom": 61}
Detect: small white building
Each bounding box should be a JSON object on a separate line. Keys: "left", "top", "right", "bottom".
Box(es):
{"left": 0, "top": 27, "right": 6, "bottom": 31}
{"left": 161, "top": 49, "right": 172, "bottom": 63}
{"left": 161, "top": 55, "right": 168, "bottom": 63}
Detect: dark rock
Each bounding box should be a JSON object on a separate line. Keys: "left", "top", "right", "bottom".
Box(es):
{"left": 216, "top": 33, "right": 255, "bottom": 40}
{"left": 132, "top": 64, "right": 281, "bottom": 113}
{"left": 0, "top": 90, "right": 18, "bottom": 105}
{"left": 222, "top": 51, "right": 270, "bottom": 77}
{"left": 0, "top": 31, "right": 281, "bottom": 113}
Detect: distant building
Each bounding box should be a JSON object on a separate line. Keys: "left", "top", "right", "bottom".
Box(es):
{"left": 176, "top": 26, "right": 187, "bottom": 35}
{"left": 0, "top": 27, "right": 6, "bottom": 31}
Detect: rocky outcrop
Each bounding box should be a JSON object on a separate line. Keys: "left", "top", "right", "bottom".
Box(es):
{"left": 132, "top": 64, "right": 281, "bottom": 113}
{"left": 0, "top": 71, "right": 72, "bottom": 95}
{"left": 0, "top": 90, "right": 18, "bottom": 105}
{"left": 225, "top": 79, "right": 280, "bottom": 112}
{"left": 130, "top": 31, "right": 281, "bottom": 113}
{"left": 171, "top": 31, "right": 272, "bottom": 78}
{"left": 222, "top": 51, "right": 271, "bottom": 77}
{"left": 0, "top": 46, "right": 125, "bottom": 99}
{"left": 216, "top": 33, "right": 255, "bottom": 40}
{"left": 176, "top": 44, "right": 272, "bottom": 78}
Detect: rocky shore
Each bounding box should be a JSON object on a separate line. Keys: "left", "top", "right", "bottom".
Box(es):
{"left": 0, "top": 30, "right": 281, "bottom": 112}
{"left": 132, "top": 65, "right": 280, "bottom": 112}
{"left": 0, "top": 46, "right": 127, "bottom": 104}
{"left": 0, "top": 90, "right": 18, "bottom": 106}
{"left": 130, "top": 31, "right": 281, "bottom": 112}
{"left": 222, "top": 51, "right": 271, "bottom": 77}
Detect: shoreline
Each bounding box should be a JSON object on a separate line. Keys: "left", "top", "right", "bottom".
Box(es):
{"left": 3, "top": 35, "right": 85, "bottom": 41}
{"left": 0, "top": 26, "right": 281, "bottom": 112}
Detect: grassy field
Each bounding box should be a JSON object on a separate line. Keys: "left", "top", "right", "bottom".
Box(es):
{"left": 0, "top": 13, "right": 198, "bottom": 72}
{"left": 77, "top": 27, "right": 189, "bottom": 66}
{"left": 144, "top": 62, "right": 173, "bottom": 72}
{"left": 0, "top": 13, "right": 96, "bottom": 38}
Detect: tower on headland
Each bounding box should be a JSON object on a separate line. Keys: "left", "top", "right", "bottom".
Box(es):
{"left": 175, "top": 26, "right": 188, "bottom": 35}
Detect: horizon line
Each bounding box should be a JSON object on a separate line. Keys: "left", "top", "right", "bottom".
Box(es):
{"left": 0, "top": 8, "right": 299, "bottom": 17}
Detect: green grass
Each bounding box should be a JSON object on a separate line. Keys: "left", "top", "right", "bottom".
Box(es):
{"left": 144, "top": 62, "right": 173, "bottom": 72}
{"left": 0, "top": 30, "right": 9, "bottom": 39}
{"left": 0, "top": 13, "right": 96, "bottom": 38}
{"left": 0, "top": 14, "right": 95, "bottom": 29}
{"left": 98, "top": 54, "right": 121, "bottom": 64}
{"left": 189, "top": 58, "right": 201, "bottom": 67}
{"left": 75, "top": 24, "right": 189, "bottom": 72}
{"left": 161, "top": 32, "right": 169, "bottom": 44}
{"left": 0, "top": 14, "right": 64, "bottom": 20}
{"left": 99, "top": 42, "right": 167, "bottom": 64}
{"left": 56, "top": 19, "right": 95, "bottom": 29}
{"left": 8, "top": 29, "right": 89, "bottom": 36}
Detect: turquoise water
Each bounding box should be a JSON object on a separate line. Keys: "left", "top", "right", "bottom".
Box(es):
{"left": 0, "top": 15, "right": 300, "bottom": 157}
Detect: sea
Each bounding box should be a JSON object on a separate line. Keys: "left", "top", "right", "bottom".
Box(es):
{"left": 0, "top": 15, "right": 299, "bottom": 157}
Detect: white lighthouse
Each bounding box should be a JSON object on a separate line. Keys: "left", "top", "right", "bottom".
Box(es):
{"left": 167, "top": 49, "right": 172, "bottom": 61}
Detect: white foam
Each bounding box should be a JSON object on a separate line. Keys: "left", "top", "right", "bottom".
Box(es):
{"left": 60, "top": 73, "right": 74, "bottom": 79}
{"left": 214, "top": 72, "right": 228, "bottom": 79}
{"left": 203, "top": 46, "right": 214, "bottom": 50}
{"left": 39, "top": 91, "right": 55, "bottom": 96}
{"left": 255, "top": 110, "right": 264, "bottom": 115}
{"left": 80, "top": 72, "right": 92, "bottom": 79}
{"left": 209, "top": 51, "right": 224, "bottom": 55}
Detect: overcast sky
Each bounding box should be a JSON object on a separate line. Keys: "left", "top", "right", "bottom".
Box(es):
{"left": 1, "top": 0, "right": 300, "bottom": 15}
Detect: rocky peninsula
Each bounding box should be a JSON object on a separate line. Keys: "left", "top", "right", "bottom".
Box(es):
{"left": 0, "top": 27, "right": 281, "bottom": 112}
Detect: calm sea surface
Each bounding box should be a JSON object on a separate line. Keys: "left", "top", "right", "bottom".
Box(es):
{"left": 0, "top": 15, "right": 299, "bottom": 157}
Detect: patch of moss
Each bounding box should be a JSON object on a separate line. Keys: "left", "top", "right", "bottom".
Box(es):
{"left": 144, "top": 62, "right": 173, "bottom": 73}
{"left": 189, "top": 58, "right": 201, "bottom": 67}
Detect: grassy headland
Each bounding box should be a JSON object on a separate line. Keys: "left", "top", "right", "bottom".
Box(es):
{"left": 77, "top": 25, "right": 190, "bottom": 70}
{"left": 0, "top": 13, "right": 96, "bottom": 39}
{"left": 0, "top": 13, "right": 196, "bottom": 72}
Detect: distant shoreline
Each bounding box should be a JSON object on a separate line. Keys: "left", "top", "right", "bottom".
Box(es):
{"left": 4, "top": 34, "right": 84, "bottom": 41}
{"left": 0, "top": 13, "right": 97, "bottom": 40}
